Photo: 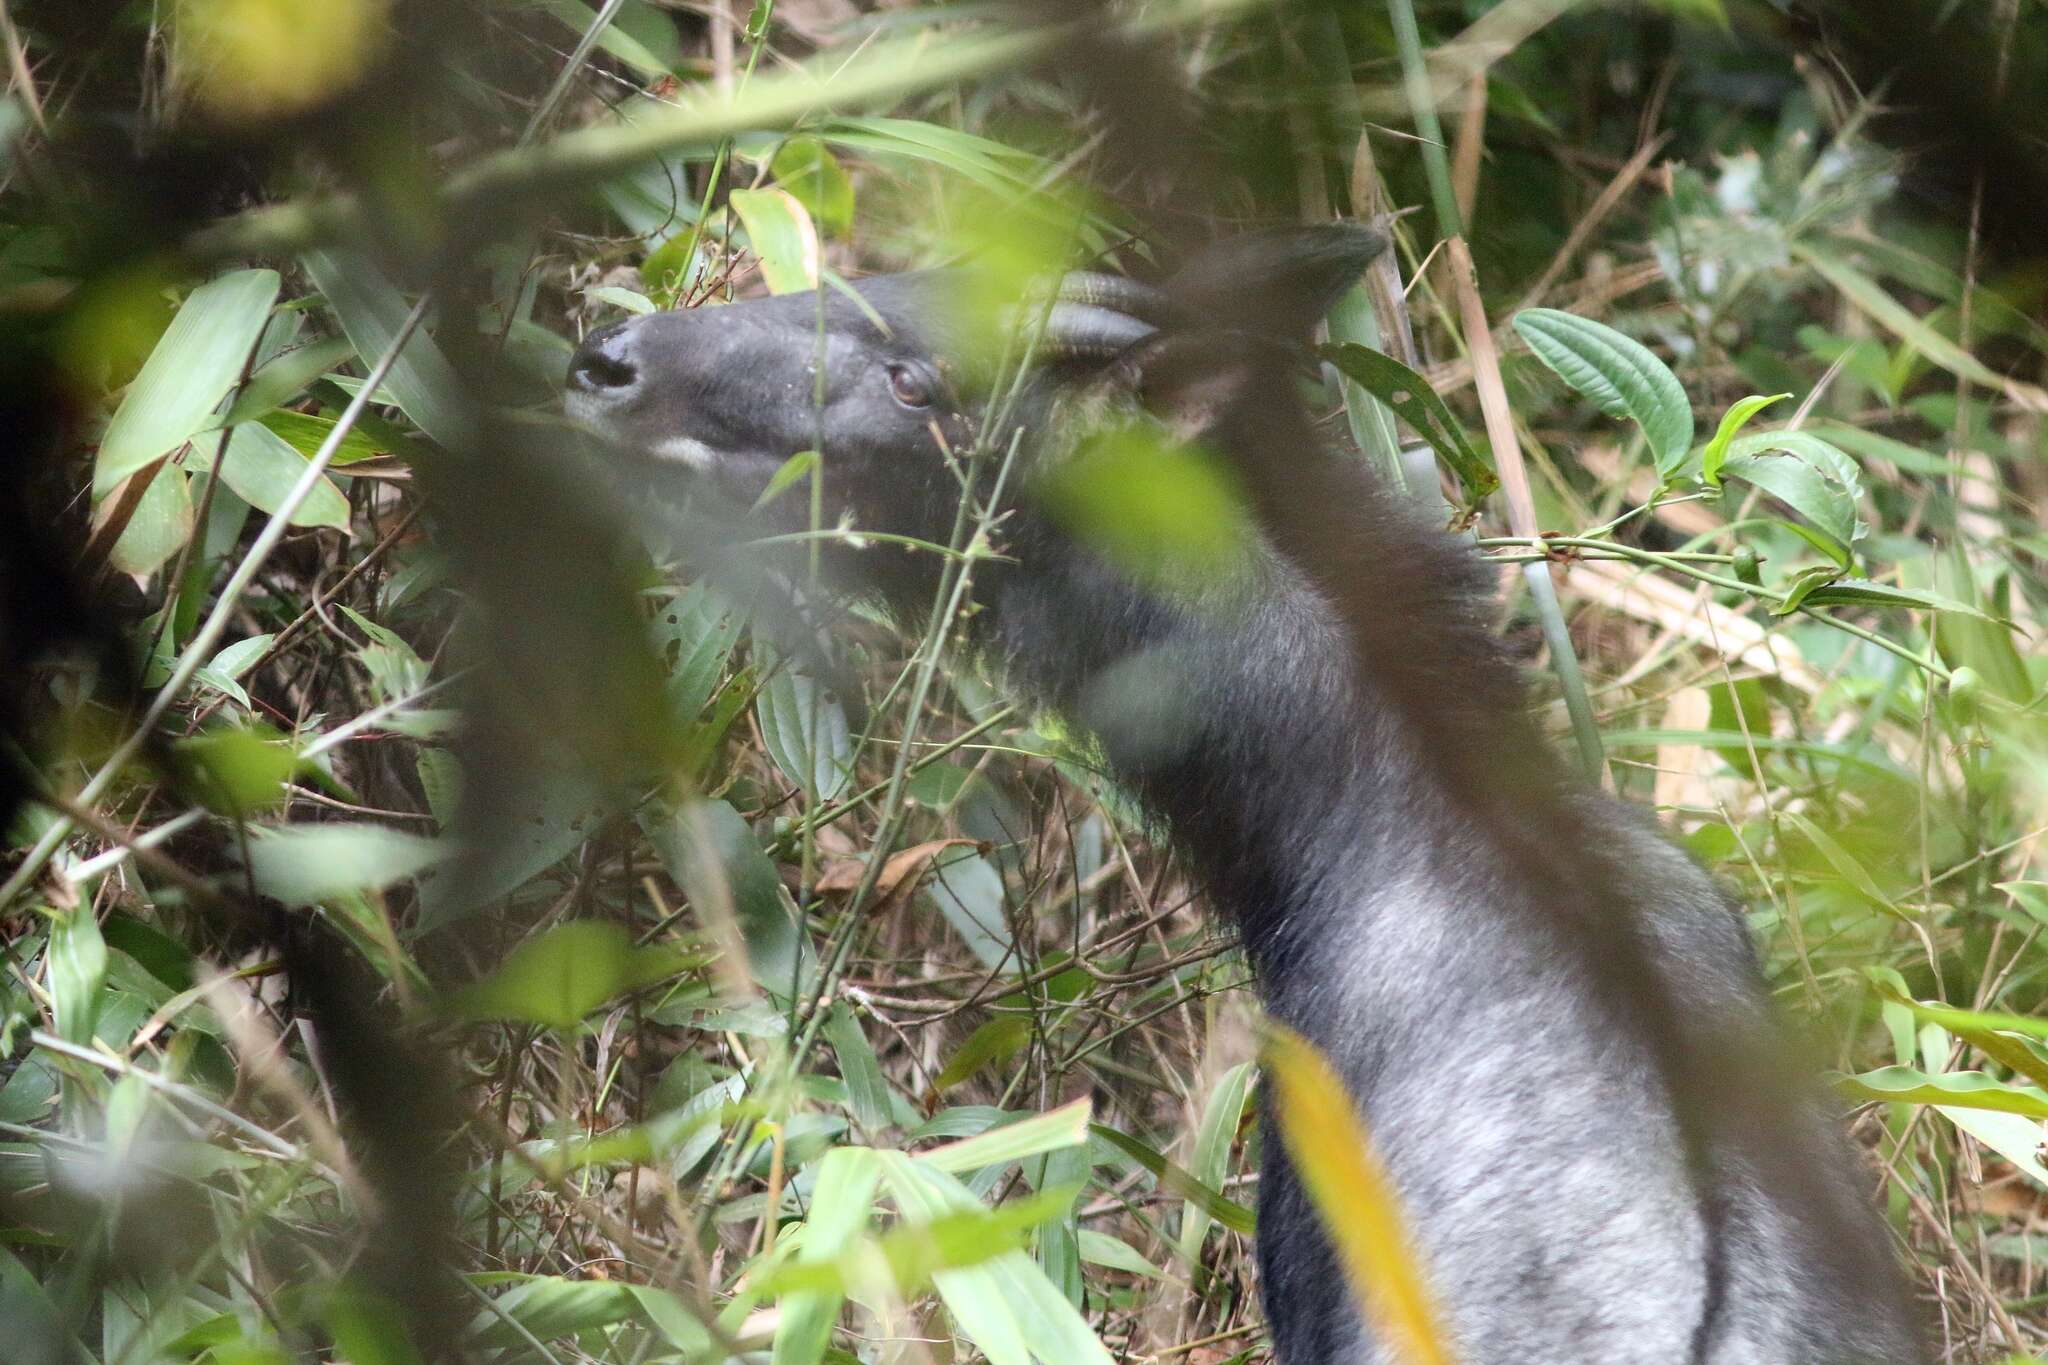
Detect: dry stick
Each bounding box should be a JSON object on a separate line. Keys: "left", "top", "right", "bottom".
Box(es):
{"left": 1448, "top": 235, "right": 1606, "bottom": 778}
{"left": 0, "top": 296, "right": 432, "bottom": 911}
{"left": 1511, "top": 131, "right": 1671, "bottom": 316}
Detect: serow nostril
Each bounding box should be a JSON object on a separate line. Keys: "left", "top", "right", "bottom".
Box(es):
{"left": 572, "top": 350, "right": 638, "bottom": 392}
{"left": 568, "top": 323, "right": 640, "bottom": 394}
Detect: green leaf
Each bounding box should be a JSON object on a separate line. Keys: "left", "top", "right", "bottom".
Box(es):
{"left": 0, "top": 1246, "right": 82, "bottom": 1365}
{"left": 1038, "top": 426, "right": 1254, "bottom": 587}
{"left": 174, "top": 726, "right": 298, "bottom": 815}
{"left": 644, "top": 799, "right": 802, "bottom": 995}
{"left": 1077, "top": 1230, "right": 1166, "bottom": 1279}
{"left": 189, "top": 423, "right": 351, "bottom": 529}
{"left": 824, "top": 1002, "right": 897, "bottom": 1133}
{"left": 1180, "top": 1061, "right": 1253, "bottom": 1260}
{"left": 1837, "top": 1066, "right": 2048, "bottom": 1119}
{"left": 924, "top": 848, "right": 1014, "bottom": 972}
{"left": 586, "top": 285, "right": 657, "bottom": 316}
{"left": 1317, "top": 343, "right": 1496, "bottom": 500}
{"left": 755, "top": 656, "right": 854, "bottom": 802}
{"left": 1088, "top": 1124, "right": 1255, "bottom": 1236}
{"left": 468, "top": 1275, "right": 657, "bottom": 1348}
{"left": 933, "top": 1015, "right": 1031, "bottom": 1094}
{"left": 221, "top": 335, "right": 357, "bottom": 425}
{"left": 1717, "top": 429, "right": 1864, "bottom": 568}
{"left": 1511, "top": 307, "right": 1694, "bottom": 476}
{"left": 915, "top": 1099, "right": 1091, "bottom": 1174}
{"left": 772, "top": 137, "right": 855, "bottom": 239}
{"left": 208, "top": 633, "right": 275, "bottom": 681}
{"left": 95, "top": 269, "right": 281, "bottom": 496}
{"left": 1794, "top": 578, "right": 2001, "bottom": 621}
{"left": 107, "top": 465, "right": 195, "bottom": 576}
{"left": 245, "top": 823, "right": 442, "bottom": 906}
{"left": 450, "top": 920, "right": 698, "bottom": 1031}
{"left": 753, "top": 449, "right": 820, "bottom": 511}
{"left": 1698, "top": 392, "right": 1789, "bottom": 487}
{"left": 302, "top": 250, "right": 470, "bottom": 450}
{"left": 729, "top": 187, "right": 821, "bottom": 295}
{"left": 1792, "top": 243, "right": 2033, "bottom": 401}
{"left": 771, "top": 1147, "right": 882, "bottom": 1365}
{"left": 1781, "top": 811, "right": 1902, "bottom": 916}
{"left": 256, "top": 409, "right": 392, "bottom": 466}
{"left": 48, "top": 908, "right": 107, "bottom": 1046}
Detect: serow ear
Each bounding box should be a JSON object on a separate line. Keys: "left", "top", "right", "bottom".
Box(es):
{"left": 1116, "top": 332, "right": 1265, "bottom": 446}
{"left": 1167, "top": 222, "right": 1388, "bottom": 338}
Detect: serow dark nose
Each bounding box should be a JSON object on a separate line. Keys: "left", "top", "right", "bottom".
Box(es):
{"left": 568, "top": 321, "right": 640, "bottom": 394}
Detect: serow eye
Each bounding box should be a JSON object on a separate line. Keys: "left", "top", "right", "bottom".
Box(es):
{"left": 886, "top": 361, "right": 933, "bottom": 410}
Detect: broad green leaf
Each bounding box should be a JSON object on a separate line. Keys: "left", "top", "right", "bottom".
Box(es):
{"left": 245, "top": 823, "right": 442, "bottom": 906}
{"left": 0, "top": 1246, "right": 81, "bottom": 1365}
{"left": 916, "top": 1099, "right": 1091, "bottom": 1174}
{"left": 1039, "top": 426, "right": 1253, "bottom": 587}
{"left": 772, "top": 1147, "right": 883, "bottom": 1365}
{"left": 644, "top": 799, "right": 802, "bottom": 995}
{"left": 1511, "top": 307, "right": 1693, "bottom": 477}
{"left": 876, "top": 1155, "right": 1112, "bottom": 1365}
{"left": 49, "top": 908, "right": 107, "bottom": 1046}
{"left": 106, "top": 464, "right": 195, "bottom": 576}
{"left": 729, "top": 187, "right": 821, "bottom": 294}
{"left": 174, "top": 726, "right": 297, "bottom": 814}
{"left": 1318, "top": 343, "right": 1496, "bottom": 500}
{"left": 772, "top": 137, "right": 855, "bottom": 238}
{"left": 450, "top": 920, "right": 698, "bottom": 1031}
{"left": 756, "top": 658, "right": 855, "bottom": 802}
{"left": 1698, "top": 392, "right": 1789, "bottom": 486}
{"left": 302, "top": 250, "right": 470, "bottom": 449}
{"left": 924, "top": 849, "right": 1015, "bottom": 971}
{"left": 1077, "top": 1230, "right": 1167, "bottom": 1279}
{"left": 468, "top": 1275, "right": 656, "bottom": 1348}
{"left": 1717, "top": 429, "right": 1864, "bottom": 568}
{"left": 190, "top": 423, "right": 351, "bottom": 529}
{"left": 95, "top": 269, "right": 280, "bottom": 495}
{"left": 257, "top": 409, "right": 392, "bottom": 466}
{"left": 1264, "top": 1022, "right": 1452, "bottom": 1365}
{"left": 221, "top": 334, "right": 356, "bottom": 425}
{"left": 1088, "top": 1124, "right": 1255, "bottom": 1236}
{"left": 416, "top": 768, "right": 607, "bottom": 932}
{"left": 208, "top": 633, "right": 275, "bottom": 680}
{"left": 933, "top": 1015, "right": 1032, "bottom": 1094}
{"left": 824, "top": 1002, "right": 898, "bottom": 1133}
{"left": 1180, "top": 1061, "right": 1253, "bottom": 1261}
{"left": 1941, "top": 1106, "right": 2048, "bottom": 1188}
{"left": 1837, "top": 1066, "right": 2048, "bottom": 1119}
{"left": 1324, "top": 288, "right": 1405, "bottom": 482}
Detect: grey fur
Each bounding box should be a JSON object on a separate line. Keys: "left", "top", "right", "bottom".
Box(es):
{"left": 564, "top": 225, "right": 1924, "bottom": 1363}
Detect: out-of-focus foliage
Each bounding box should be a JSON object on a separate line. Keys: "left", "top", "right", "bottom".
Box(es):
{"left": 2, "top": 0, "right": 2046, "bottom": 1362}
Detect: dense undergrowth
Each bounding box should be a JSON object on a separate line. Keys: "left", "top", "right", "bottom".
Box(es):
{"left": 3, "top": 0, "right": 2047, "bottom": 1361}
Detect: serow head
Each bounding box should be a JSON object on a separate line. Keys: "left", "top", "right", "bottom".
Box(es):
{"left": 564, "top": 223, "right": 1387, "bottom": 604}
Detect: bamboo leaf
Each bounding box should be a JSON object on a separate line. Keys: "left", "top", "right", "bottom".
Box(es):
{"left": 95, "top": 269, "right": 280, "bottom": 496}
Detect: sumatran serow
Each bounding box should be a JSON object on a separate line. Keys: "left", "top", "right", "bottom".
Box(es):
{"left": 564, "top": 224, "right": 1923, "bottom": 1364}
